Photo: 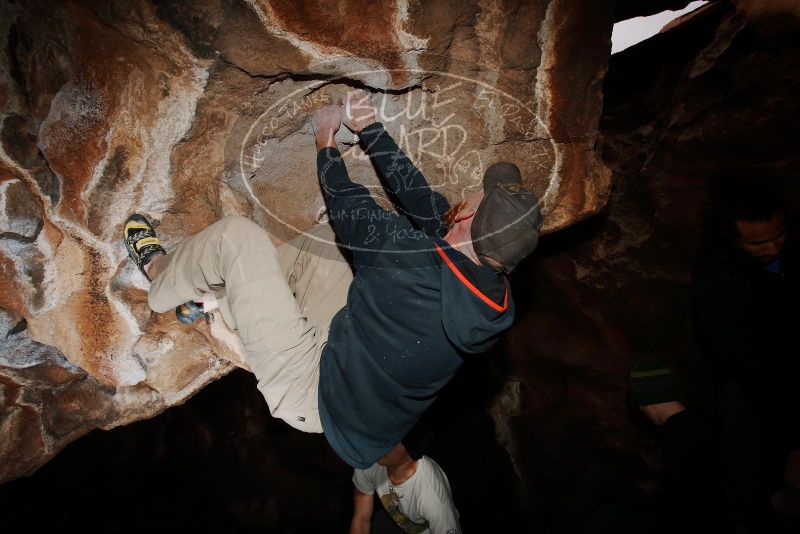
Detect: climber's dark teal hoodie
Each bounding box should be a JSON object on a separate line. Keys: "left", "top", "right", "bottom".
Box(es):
{"left": 316, "top": 124, "right": 515, "bottom": 469}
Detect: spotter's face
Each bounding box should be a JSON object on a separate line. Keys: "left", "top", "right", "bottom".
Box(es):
{"left": 735, "top": 213, "right": 787, "bottom": 264}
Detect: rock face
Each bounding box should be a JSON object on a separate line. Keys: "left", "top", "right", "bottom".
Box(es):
{"left": 0, "top": 0, "right": 614, "bottom": 482}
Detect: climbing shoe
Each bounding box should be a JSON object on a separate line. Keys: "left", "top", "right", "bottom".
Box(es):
{"left": 175, "top": 300, "right": 213, "bottom": 325}
{"left": 123, "top": 214, "right": 166, "bottom": 281}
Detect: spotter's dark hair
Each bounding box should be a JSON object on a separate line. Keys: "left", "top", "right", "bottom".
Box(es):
{"left": 710, "top": 178, "right": 785, "bottom": 238}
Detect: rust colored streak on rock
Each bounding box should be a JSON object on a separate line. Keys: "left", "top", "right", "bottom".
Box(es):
{"left": 266, "top": 0, "right": 404, "bottom": 71}
{"left": 0, "top": 253, "right": 25, "bottom": 318}
{"left": 0, "top": 375, "right": 22, "bottom": 406}
{"left": 72, "top": 241, "right": 122, "bottom": 385}
{"left": 38, "top": 2, "right": 170, "bottom": 226}
{"left": 43, "top": 378, "right": 115, "bottom": 437}
{"left": 0, "top": 401, "right": 47, "bottom": 481}
{"left": 550, "top": 142, "right": 610, "bottom": 230}
{"left": 37, "top": 7, "right": 114, "bottom": 223}
{"left": 542, "top": 0, "right": 614, "bottom": 143}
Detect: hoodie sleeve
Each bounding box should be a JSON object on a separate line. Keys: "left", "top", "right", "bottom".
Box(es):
{"left": 317, "top": 147, "right": 398, "bottom": 260}
{"left": 358, "top": 123, "right": 451, "bottom": 237}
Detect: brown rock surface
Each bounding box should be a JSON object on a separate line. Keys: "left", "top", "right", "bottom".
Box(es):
{"left": 0, "top": 0, "right": 613, "bottom": 482}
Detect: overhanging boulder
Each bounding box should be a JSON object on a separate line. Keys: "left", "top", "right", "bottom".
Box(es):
{"left": 0, "top": 0, "right": 614, "bottom": 482}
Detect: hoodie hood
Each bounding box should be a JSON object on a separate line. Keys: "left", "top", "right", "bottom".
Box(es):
{"left": 438, "top": 246, "right": 515, "bottom": 353}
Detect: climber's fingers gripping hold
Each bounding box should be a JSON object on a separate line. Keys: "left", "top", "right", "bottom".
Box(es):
{"left": 312, "top": 105, "right": 342, "bottom": 135}
{"left": 312, "top": 105, "right": 341, "bottom": 150}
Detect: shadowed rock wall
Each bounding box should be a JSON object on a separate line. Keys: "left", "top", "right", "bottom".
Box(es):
{"left": 493, "top": 0, "right": 800, "bottom": 525}
{"left": 0, "top": 0, "right": 615, "bottom": 482}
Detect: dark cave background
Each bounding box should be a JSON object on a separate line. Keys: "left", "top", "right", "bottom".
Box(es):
{"left": 3, "top": 1, "right": 800, "bottom": 532}
{"left": 0, "top": 351, "right": 525, "bottom": 532}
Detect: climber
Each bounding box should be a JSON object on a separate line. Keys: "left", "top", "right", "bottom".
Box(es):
{"left": 122, "top": 89, "right": 542, "bottom": 469}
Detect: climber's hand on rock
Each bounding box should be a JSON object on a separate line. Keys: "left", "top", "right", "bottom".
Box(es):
{"left": 313, "top": 105, "right": 341, "bottom": 150}
{"left": 313, "top": 105, "right": 341, "bottom": 133}
{"left": 342, "top": 89, "right": 376, "bottom": 133}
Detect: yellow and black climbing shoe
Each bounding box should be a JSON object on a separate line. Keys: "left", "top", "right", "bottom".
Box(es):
{"left": 124, "top": 214, "right": 166, "bottom": 281}
{"left": 176, "top": 300, "right": 212, "bottom": 325}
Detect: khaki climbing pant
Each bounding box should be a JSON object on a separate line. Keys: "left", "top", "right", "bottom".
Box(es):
{"left": 148, "top": 216, "right": 353, "bottom": 433}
